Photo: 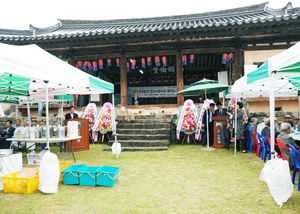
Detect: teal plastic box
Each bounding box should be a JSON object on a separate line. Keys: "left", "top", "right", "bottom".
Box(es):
{"left": 78, "top": 166, "right": 101, "bottom": 186}
{"left": 96, "top": 165, "right": 121, "bottom": 187}
{"left": 61, "top": 164, "right": 87, "bottom": 185}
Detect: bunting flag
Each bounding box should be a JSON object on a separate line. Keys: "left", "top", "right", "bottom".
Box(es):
{"left": 128, "top": 79, "right": 130, "bottom": 85}
{"left": 182, "top": 55, "right": 187, "bottom": 65}
{"left": 161, "top": 76, "right": 164, "bottom": 83}
{"left": 168, "top": 76, "right": 171, "bottom": 83}
{"left": 107, "top": 59, "right": 112, "bottom": 66}
{"left": 162, "top": 56, "right": 167, "bottom": 67}
{"left": 155, "top": 56, "right": 160, "bottom": 66}
{"left": 126, "top": 62, "right": 130, "bottom": 72}
{"left": 92, "top": 61, "right": 98, "bottom": 71}
{"left": 87, "top": 61, "right": 93, "bottom": 71}
{"left": 99, "top": 60, "right": 104, "bottom": 69}
{"left": 116, "top": 58, "right": 120, "bottom": 67}
{"left": 77, "top": 61, "right": 82, "bottom": 70}
{"left": 222, "top": 54, "right": 227, "bottom": 64}
{"left": 195, "top": 75, "right": 199, "bottom": 82}
{"left": 226, "top": 53, "right": 233, "bottom": 62}
{"left": 190, "top": 54, "right": 194, "bottom": 63}
{"left": 131, "top": 59, "right": 136, "bottom": 69}
{"left": 190, "top": 76, "right": 194, "bottom": 83}
{"left": 141, "top": 58, "right": 146, "bottom": 68}
{"left": 139, "top": 78, "right": 142, "bottom": 85}
{"left": 147, "top": 57, "right": 151, "bottom": 66}
{"left": 76, "top": 65, "right": 78, "bottom": 69}
{"left": 184, "top": 75, "right": 188, "bottom": 84}
{"left": 174, "top": 76, "right": 176, "bottom": 82}
{"left": 149, "top": 77, "right": 152, "bottom": 85}
{"left": 82, "top": 61, "right": 87, "bottom": 70}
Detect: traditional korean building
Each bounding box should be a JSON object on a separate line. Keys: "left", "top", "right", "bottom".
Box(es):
{"left": 1, "top": 2, "right": 300, "bottom": 113}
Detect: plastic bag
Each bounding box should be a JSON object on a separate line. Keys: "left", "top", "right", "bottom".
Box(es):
{"left": 112, "top": 142, "right": 121, "bottom": 155}
{"left": 38, "top": 150, "right": 60, "bottom": 193}
{"left": 259, "top": 158, "right": 293, "bottom": 207}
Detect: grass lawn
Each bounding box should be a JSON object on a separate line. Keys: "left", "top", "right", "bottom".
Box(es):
{"left": 0, "top": 143, "right": 299, "bottom": 214}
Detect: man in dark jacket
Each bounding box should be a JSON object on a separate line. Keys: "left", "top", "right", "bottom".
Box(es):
{"left": 215, "top": 101, "right": 227, "bottom": 116}
{"left": 1, "top": 120, "right": 15, "bottom": 138}
{"left": 65, "top": 106, "right": 78, "bottom": 121}
{"left": 202, "top": 103, "right": 215, "bottom": 147}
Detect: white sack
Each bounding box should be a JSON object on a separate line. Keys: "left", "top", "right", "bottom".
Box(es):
{"left": 259, "top": 159, "right": 293, "bottom": 207}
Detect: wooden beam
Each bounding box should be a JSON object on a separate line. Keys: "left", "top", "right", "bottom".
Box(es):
{"left": 176, "top": 50, "right": 184, "bottom": 107}
{"left": 120, "top": 53, "right": 127, "bottom": 107}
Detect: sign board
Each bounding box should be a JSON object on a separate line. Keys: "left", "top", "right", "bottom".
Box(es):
{"left": 128, "top": 85, "right": 191, "bottom": 98}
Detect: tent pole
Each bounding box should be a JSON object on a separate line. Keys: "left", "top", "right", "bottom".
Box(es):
{"left": 61, "top": 95, "right": 64, "bottom": 126}
{"left": 234, "top": 92, "right": 237, "bottom": 158}
{"left": 27, "top": 97, "right": 31, "bottom": 127}
{"left": 45, "top": 81, "right": 50, "bottom": 149}
{"left": 15, "top": 104, "right": 18, "bottom": 120}
{"left": 298, "top": 93, "right": 300, "bottom": 117}
{"left": 268, "top": 59, "right": 275, "bottom": 160}
{"left": 205, "top": 90, "right": 209, "bottom": 149}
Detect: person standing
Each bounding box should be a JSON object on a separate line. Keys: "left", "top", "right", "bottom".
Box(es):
{"left": 1, "top": 120, "right": 15, "bottom": 138}
{"left": 65, "top": 106, "right": 78, "bottom": 120}
{"left": 227, "top": 102, "right": 247, "bottom": 153}
{"left": 215, "top": 101, "right": 227, "bottom": 116}
{"left": 202, "top": 103, "right": 216, "bottom": 147}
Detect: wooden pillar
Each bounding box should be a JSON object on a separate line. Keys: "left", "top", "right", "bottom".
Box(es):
{"left": 120, "top": 53, "right": 127, "bottom": 107}
{"left": 234, "top": 39, "right": 244, "bottom": 81}
{"left": 176, "top": 50, "right": 184, "bottom": 106}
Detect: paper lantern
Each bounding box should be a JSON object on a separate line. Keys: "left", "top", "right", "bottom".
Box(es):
{"left": 190, "top": 76, "right": 194, "bottom": 83}
{"left": 82, "top": 61, "right": 87, "bottom": 70}
{"left": 107, "top": 59, "right": 112, "bottom": 66}
{"left": 142, "top": 80, "right": 146, "bottom": 86}
{"left": 127, "top": 62, "right": 130, "bottom": 72}
{"left": 155, "top": 56, "right": 160, "bottom": 66}
{"left": 168, "top": 76, "right": 171, "bottom": 83}
{"left": 92, "top": 62, "right": 98, "bottom": 71}
{"left": 131, "top": 59, "right": 136, "bottom": 69}
{"left": 141, "top": 58, "right": 145, "bottom": 68}
{"left": 182, "top": 55, "right": 187, "bottom": 65}
{"left": 162, "top": 56, "right": 167, "bottom": 67}
{"left": 77, "top": 61, "right": 82, "bottom": 70}
{"left": 116, "top": 58, "right": 120, "bottom": 67}
{"left": 195, "top": 75, "right": 199, "bottom": 81}
{"left": 226, "top": 53, "right": 233, "bottom": 62}
{"left": 222, "top": 54, "right": 227, "bottom": 64}
{"left": 155, "top": 77, "right": 158, "bottom": 84}
{"left": 99, "top": 60, "right": 104, "bottom": 69}
{"left": 76, "top": 65, "right": 78, "bottom": 69}
{"left": 139, "top": 78, "right": 142, "bottom": 85}
{"left": 161, "top": 76, "right": 164, "bottom": 83}
{"left": 147, "top": 57, "right": 151, "bottom": 66}
{"left": 87, "top": 61, "right": 93, "bottom": 71}
{"left": 190, "top": 54, "right": 194, "bottom": 63}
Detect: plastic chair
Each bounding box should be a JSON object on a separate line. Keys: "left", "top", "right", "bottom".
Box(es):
{"left": 257, "top": 132, "right": 266, "bottom": 161}
{"left": 251, "top": 130, "right": 261, "bottom": 156}
{"left": 275, "top": 138, "right": 289, "bottom": 161}
{"left": 287, "top": 144, "right": 300, "bottom": 191}
{"left": 262, "top": 134, "right": 271, "bottom": 161}
{"left": 244, "top": 127, "right": 251, "bottom": 151}
{"left": 246, "top": 127, "right": 254, "bottom": 152}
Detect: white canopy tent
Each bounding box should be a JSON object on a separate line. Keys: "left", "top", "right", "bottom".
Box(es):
{"left": 0, "top": 42, "right": 114, "bottom": 149}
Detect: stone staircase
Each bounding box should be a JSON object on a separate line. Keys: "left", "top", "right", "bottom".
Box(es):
{"left": 105, "top": 114, "right": 174, "bottom": 151}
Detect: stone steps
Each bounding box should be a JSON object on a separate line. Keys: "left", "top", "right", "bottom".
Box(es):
{"left": 103, "top": 146, "right": 168, "bottom": 152}
{"left": 117, "top": 123, "right": 171, "bottom": 129}
{"left": 117, "top": 128, "right": 170, "bottom": 135}
{"left": 108, "top": 140, "right": 170, "bottom": 147}
{"left": 116, "top": 118, "right": 172, "bottom": 124}
{"left": 117, "top": 133, "right": 170, "bottom": 141}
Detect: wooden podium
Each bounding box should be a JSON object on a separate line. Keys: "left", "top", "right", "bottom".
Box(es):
{"left": 212, "top": 116, "right": 227, "bottom": 149}
{"left": 65, "top": 118, "right": 89, "bottom": 152}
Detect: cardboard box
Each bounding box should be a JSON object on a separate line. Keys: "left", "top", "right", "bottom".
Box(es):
{"left": 27, "top": 150, "right": 46, "bottom": 165}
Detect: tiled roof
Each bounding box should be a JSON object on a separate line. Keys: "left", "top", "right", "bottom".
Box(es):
{"left": 0, "top": 2, "right": 300, "bottom": 42}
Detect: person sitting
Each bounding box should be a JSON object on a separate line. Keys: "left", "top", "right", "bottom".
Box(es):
{"left": 247, "top": 117, "right": 257, "bottom": 132}
{"left": 215, "top": 101, "right": 227, "bottom": 116}
{"left": 1, "top": 120, "right": 15, "bottom": 138}
{"left": 65, "top": 106, "right": 78, "bottom": 120}
{"left": 277, "top": 123, "right": 300, "bottom": 168}
{"left": 284, "top": 115, "right": 294, "bottom": 128}
{"left": 12, "top": 119, "right": 21, "bottom": 129}
{"left": 261, "top": 117, "right": 280, "bottom": 138}
{"left": 12, "top": 120, "right": 29, "bottom": 150}
{"left": 293, "top": 116, "right": 300, "bottom": 131}
{"left": 31, "top": 120, "right": 39, "bottom": 128}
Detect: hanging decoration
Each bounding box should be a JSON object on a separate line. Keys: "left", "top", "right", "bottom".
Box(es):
{"left": 82, "top": 103, "right": 98, "bottom": 142}
{"left": 155, "top": 77, "right": 158, "bottom": 84}
{"left": 92, "top": 62, "right": 98, "bottom": 71}
{"left": 139, "top": 78, "right": 142, "bottom": 85}
{"left": 162, "top": 56, "right": 167, "bottom": 67}
{"left": 126, "top": 62, "right": 130, "bottom": 72}
{"left": 190, "top": 54, "right": 194, "bottom": 63}
{"left": 141, "top": 58, "right": 146, "bottom": 68}
{"left": 99, "top": 60, "right": 104, "bottom": 69}
{"left": 142, "top": 80, "right": 146, "bottom": 86}
{"left": 227, "top": 98, "right": 248, "bottom": 132}
{"left": 77, "top": 61, "right": 82, "bottom": 70}
{"left": 116, "top": 58, "right": 120, "bottom": 67}
{"left": 155, "top": 56, "right": 160, "bottom": 66}
{"left": 76, "top": 65, "right": 78, "bottom": 69}
{"left": 190, "top": 76, "right": 194, "bottom": 84}
{"left": 222, "top": 54, "right": 227, "bottom": 64}
{"left": 107, "top": 59, "right": 112, "bottom": 66}
{"left": 87, "top": 61, "right": 93, "bottom": 71}
{"left": 182, "top": 55, "right": 187, "bottom": 65}
{"left": 195, "top": 75, "right": 199, "bottom": 82}
{"left": 82, "top": 61, "right": 87, "bottom": 70}
{"left": 132, "top": 79, "right": 136, "bottom": 86}
{"left": 185, "top": 75, "right": 188, "bottom": 85}
{"left": 147, "top": 57, "right": 152, "bottom": 66}
{"left": 174, "top": 76, "right": 176, "bottom": 82}
{"left": 226, "top": 53, "right": 233, "bottom": 62}
{"left": 131, "top": 59, "right": 136, "bottom": 69}
{"left": 92, "top": 102, "right": 116, "bottom": 136}
{"left": 168, "top": 76, "right": 171, "bottom": 83}
{"left": 176, "top": 99, "right": 198, "bottom": 140}
{"left": 195, "top": 99, "right": 215, "bottom": 140}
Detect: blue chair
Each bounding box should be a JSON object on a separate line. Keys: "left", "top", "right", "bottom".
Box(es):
{"left": 287, "top": 144, "right": 300, "bottom": 191}
{"left": 246, "top": 127, "right": 255, "bottom": 152}
{"left": 244, "top": 127, "right": 251, "bottom": 151}
{"left": 256, "top": 132, "right": 266, "bottom": 162}
{"left": 262, "top": 134, "right": 271, "bottom": 161}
